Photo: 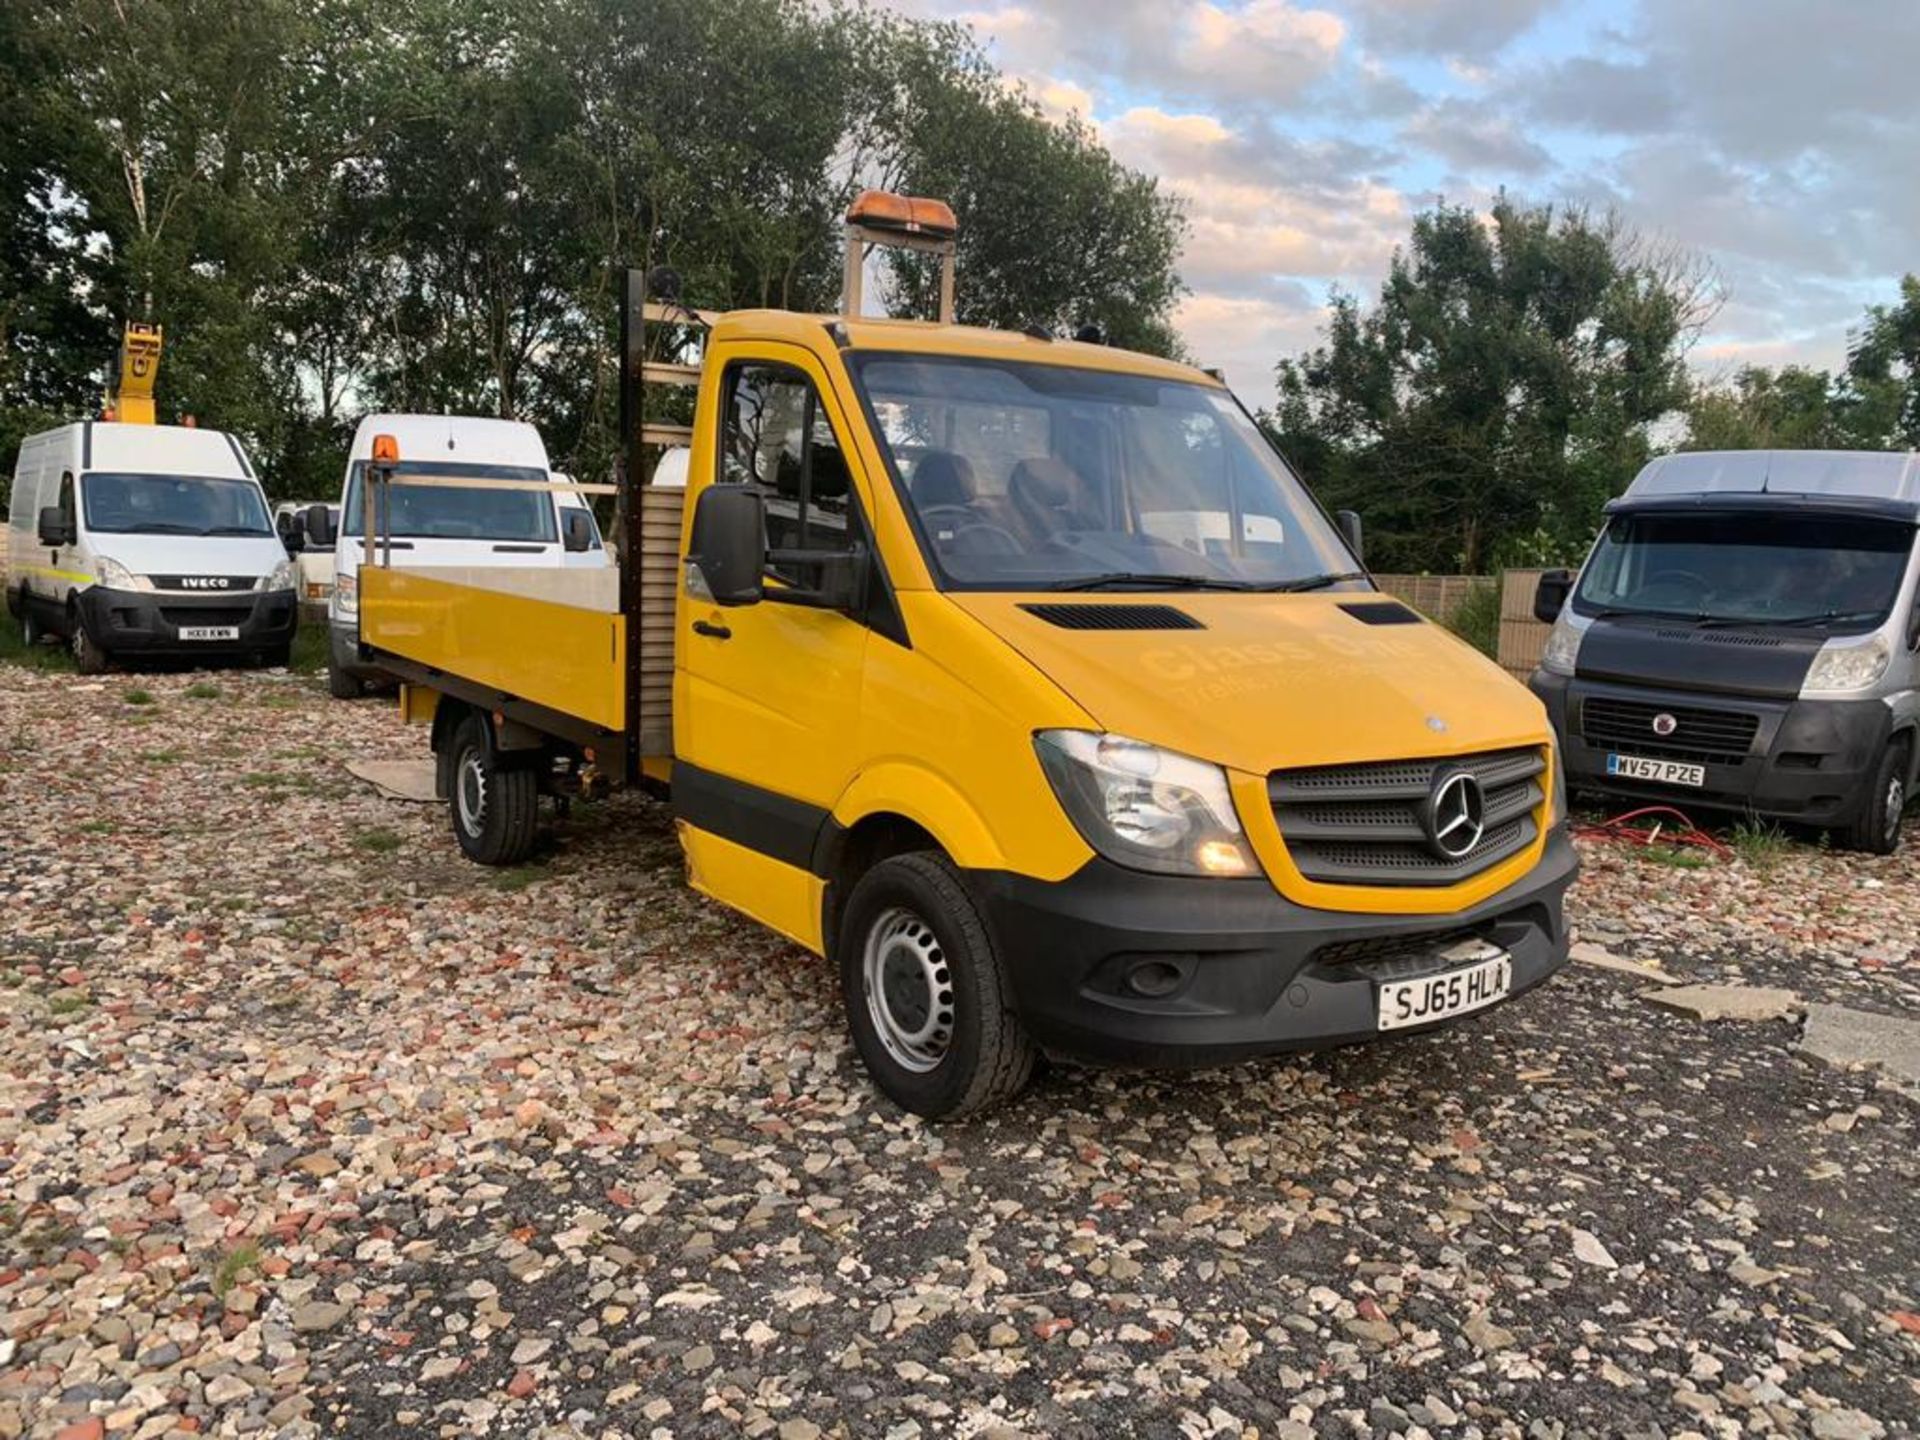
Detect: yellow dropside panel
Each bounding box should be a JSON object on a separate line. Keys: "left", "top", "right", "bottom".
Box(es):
{"left": 397, "top": 683, "right": 439, "bottom": 727}
{"left": 678, "top": 822, "right": 825, "bottom": 954}
{"left": 361, "top": 569, "right": 626, "bottom": 732}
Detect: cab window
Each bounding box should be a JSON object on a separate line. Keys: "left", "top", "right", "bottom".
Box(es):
{"left": 720, "top": 363, "right": 851, "bottom": 580}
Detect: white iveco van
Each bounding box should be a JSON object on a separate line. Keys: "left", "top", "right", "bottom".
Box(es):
{"left": 6, "top": 421, "right": 295, "bottom": 672}
{"left": 315, "top": 415, "right": 606, "bottom": 697}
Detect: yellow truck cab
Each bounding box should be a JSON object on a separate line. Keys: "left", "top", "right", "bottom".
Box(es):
{"left": 357, "top": 193, "right": 1575, "bottom": 1117}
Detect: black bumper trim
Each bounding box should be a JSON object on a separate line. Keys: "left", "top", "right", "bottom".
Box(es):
{"left": 969, "top": 828, "right": 1577, "bottom": 1068}
{"left": 78, "top": 586, "right": 296, "bottom": 656}
{"left": 1532, "top": 671, "right": 1894, "bottom": 826}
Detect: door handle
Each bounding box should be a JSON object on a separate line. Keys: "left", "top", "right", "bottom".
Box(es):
{"left": 692, "top": 619, "right": 731, "bottom": 640}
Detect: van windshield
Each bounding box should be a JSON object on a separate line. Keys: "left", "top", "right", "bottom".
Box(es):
{"left": 1574, "top": 511, "right": 1913, "bottom": 631}
{"left": 81, "top": 473, "right": 273, "bottom": 536}
{"left": 851, "top": 355, "right": 1358, "bottom": 591}
{"left": 343, "top": 461, "right": 555, "bottom": 543}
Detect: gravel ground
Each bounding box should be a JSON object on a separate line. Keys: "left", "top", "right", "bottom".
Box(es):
{"left": 2, "top": 663, "right": 1917, "bottom": 1440}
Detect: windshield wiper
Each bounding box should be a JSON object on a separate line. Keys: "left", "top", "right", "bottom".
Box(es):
{"left": 1049, "top": 572, "right": 1256, "bottom": 592}
{"left": 112, "top": 522, "right": 203, "bottom": 534}
{"left": 1257, "top": 571, "right": 1370, "bottom": 593}
{"left": 1585, "top": 605, "right": 1707, "bottom": 623}
{"left": 200, "top": 525, "right": 271, "bottom": 536}
{"left": 1763, "top": 609, "right": 1888, "bottom": 629}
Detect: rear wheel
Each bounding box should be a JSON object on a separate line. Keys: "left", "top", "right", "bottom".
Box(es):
{"left": 327, "top": 656, "right": 363, "bottom": 698}
{"left": 20, "top": 606, "right": 42, "bottom": 648}
{"left": 1839, "top": 738, "right": 1910, "bottom": 855}
{"left": 836, "top": 851, "right": 1037, "bottom": 1119}
{"left": 68, "top": 604, "right": 108, "bottom": 674}
{"left": 447, "top": 714, "right": 538, "bottom": 865}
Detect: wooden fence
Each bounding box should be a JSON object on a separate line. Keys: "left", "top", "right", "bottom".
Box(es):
{"left": 1371, "top": 573, "right": 1482, "bottom": 628}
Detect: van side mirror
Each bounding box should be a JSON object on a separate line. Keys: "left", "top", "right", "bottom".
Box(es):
{"left": 1335, "top": 509, "right": 1364, "bottom": 565}
{"left": 37, "top": 507, "right": 74, "bottom": 547}
{"left": 688, "top": 485, "right": 767, "bottom": 606}
{"left": 1533, "top": 569, "right": 1573, "bottom": 624}
{"left": 561, "top": 508, "right": 593, "bottom": 553}
{"left": 304, "top": 504, "right": 337, "bottom": 548}
{"left": 1907, "top": 602, "right": 1920, "bottom": 651}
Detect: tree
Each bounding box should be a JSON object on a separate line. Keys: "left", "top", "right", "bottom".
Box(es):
{"left": 1267, "top": 198, "right": 1713, "bottom": 573}
{"left": 1844, "top": 273, "right": 1920, "bottom": 448}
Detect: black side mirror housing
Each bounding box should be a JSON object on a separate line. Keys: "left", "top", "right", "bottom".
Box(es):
{"left": 561, "top": 508, "right": 594, "bottom": 553}
{"left": 304, "top": 504, "right": 337, "bottom": 548}
{"left": 1335, "top": 509, "right": 1364, "bottom": 565}
{"left": 37, "top": 507, "right": 74, "bottom": 547}
{"left": 1906, "top": 603, "right": 1920, "bottom": 651}
{"left": 1533, "top": 568, "right": 1573, "bottom": 624}
{"left": 688, "top": 485, "right": 767, "bottom": 606}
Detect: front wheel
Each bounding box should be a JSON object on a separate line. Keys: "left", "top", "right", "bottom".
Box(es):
{"left": 326, "top": 656, "right": 363, "bottom": 698}
{"left": 447, "top": 715, "right": 538, "bottom": 865}
{"left": 836, "top": 851, "right": 1037, "bottom": 1119}
{"left": 1838, "top": 739, "right": 1910, "bottom": 855}
{"left": 69, "top": 606, "right": 108, "bottom": 674}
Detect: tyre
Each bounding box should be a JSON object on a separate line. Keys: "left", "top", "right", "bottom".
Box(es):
{"left": 260, "top": 642, "right": 293, "bottom": 669}
{"left": 836, "top": 851, "right": 1037, "bottom": 1119}
{"left": 1839, "top": 738, "right": 1910, "bottom": 855}
{"left": 68, "top": 605, "right": 108, "bottom": 674}
{"left": 327, "top": 656, "right": 364, "bottom": 698}
{"left": 20, "top": 606, "right": 42, "bottom": 648}
{"left": 447, "top": 714, "right": 538, "bottom": 865}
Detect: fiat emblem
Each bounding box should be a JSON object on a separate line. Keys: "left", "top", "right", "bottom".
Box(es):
{"left": 1651, "top": 712, "right": 1678, "bottom": 737}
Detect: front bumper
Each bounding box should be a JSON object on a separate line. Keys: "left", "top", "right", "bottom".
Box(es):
{"left": 77, "top": 586, "right": 296, "bottom": 656}
{"left": 970, "top": 827, "right": 1577, "bottom": 1068}
{"left": 329, "top": 620, "right": 392, "bottom": 682}
{"left": 1531, "top": 671, "right": 1889, "bottom": 828}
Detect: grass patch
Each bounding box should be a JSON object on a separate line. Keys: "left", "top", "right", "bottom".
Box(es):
{"left": 185, "top": 681, "right": 221, "bottom": 700}
{"left": 0, "top": 615, "right": 76, "bottom": 673}
{"left": 122, "top": 688, "right": 155, "bottom": 706}
{"left": 242, "top": 771, "right": 282, "bottom": 788}
{"left": 352, "top": 827, "right": 404, "bottom": 854}
{"left": 139, "top": 748, "right": 185, "bottom": 765}
{"left": 488, "top": 864, "right": 547, "bottom": 892}
{"left": 47, "top": 992, "right": 93, "bottom": 1015}
{"left": 212, "top": 1240, "right": 261, "bottom": 1298}
{"left": 1730, "top": 819, "right": 1793, "bottom": 866}
{"left": 290, "top": 624, "right": 328, "bottom": 675}
{"left": 1641, "top": 844, "right": 1710, "bottom": 870}
{"left": 78, "top": 820, "right": 118, "bottom": 834}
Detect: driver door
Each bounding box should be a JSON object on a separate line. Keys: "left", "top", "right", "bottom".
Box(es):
{"left": 673, "top": 344, "right": 878, "bottom": 950}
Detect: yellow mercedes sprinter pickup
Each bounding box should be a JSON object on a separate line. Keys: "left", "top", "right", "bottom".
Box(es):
{"left": 355, "top": 192, "right": 1575, "bottom": 1117}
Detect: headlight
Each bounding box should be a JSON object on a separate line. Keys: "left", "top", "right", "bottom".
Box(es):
{"left": 1035, "top": 730, "right": 1253, "bottom": 877}
{"left": 94, "top": 555, "right": 138, "bottom": 589}
{"left": 259, "top": 559, "right": 295, "bottom": 592}
{"left": 334, "top": 569, "right": 357, "bottom": 615}
{"left": 1540, "top": 613, "right": 1583, "bottom": 676}
{"left": 1801, "top": 634, "right": 1891, "bottom": 696}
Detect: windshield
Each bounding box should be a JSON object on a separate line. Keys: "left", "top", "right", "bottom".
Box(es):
{"left": 81, "top": 473, "right": 273, "bottom": 537}
{"left": 851, "top": 355, "right": 1359, "bottom": 591}
{"left": 343, "top": 461, "right": 555, "bottom": 543}
{"left": 1574, "top": 511, "right": 1914, "bottom": 630}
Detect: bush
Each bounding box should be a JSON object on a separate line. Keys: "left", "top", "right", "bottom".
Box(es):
{"left": 1447, "top": 578, "right": 1501, "bottom": 659}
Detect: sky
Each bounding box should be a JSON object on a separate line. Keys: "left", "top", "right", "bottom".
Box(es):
{"left": 886, "top": 0, "right": 1920, "bottom": 406}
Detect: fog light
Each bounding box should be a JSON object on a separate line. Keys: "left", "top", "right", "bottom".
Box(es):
{"left": 1125, "top": 959, "right": 1186, "bottom": 998}
{"left": 1196, "top": 840, "right": 1250, "bottom": 874}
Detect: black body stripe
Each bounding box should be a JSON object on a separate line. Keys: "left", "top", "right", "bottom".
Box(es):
{"left": 672, "top": 760, "right": 830, "bottom": 873}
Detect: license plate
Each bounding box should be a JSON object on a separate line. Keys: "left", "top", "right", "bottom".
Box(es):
{"left": 178, "top": 625, "right": 239, "bottom": 641}
{"left": 1606, "top": 753, "right": 1706, "bottom": 787}
{"left": 1377, "top": 944, "right": 1512, "bottom": 1032}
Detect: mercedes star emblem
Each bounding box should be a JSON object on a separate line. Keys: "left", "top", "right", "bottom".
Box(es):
{"left": 1425, "top": 769, "right": 1486, "bottom": 861}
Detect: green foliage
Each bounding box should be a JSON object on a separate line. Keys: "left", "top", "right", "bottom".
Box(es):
{"left": 351, "top": 827, "right": 404, "bottom": 854}
{"left": 0, "top": 0, "right": 1185, "bottom": 500}
{"left": 1729, "top": 819, "right": 1793, "bottom": 867}
{"left": 1267, "top": 198, "right": 1711, "bottom": 574}
{"left": 1445, "top": 579, "right": 1501, "bottom": 659}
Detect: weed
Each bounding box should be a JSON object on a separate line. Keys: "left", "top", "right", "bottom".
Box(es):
{"left": 212, "top": 1241, "right": 261, "bottom": 1297}
{"left": 48, "top": 992, "right": 93, "bottom": 1015}
{"left": 0, "top": 618, "right": 76, "bottom": 673}
{"left": 185, "top": 681, "right": 221, "bottom": 700}
{"left": 1730, "top": 819, "right": 1793, "bottom": 866}
{"left": 1642, "top": 845, "right": 1709, "bottom": 870}
{"left": 1443, "top": 578, "right": 1502, "bottom": 659}
{"left": 78, "top": 820, "right": 117, "bottom": 834}
{"left": 123, "top": 688, "right": 155, "bottom": 706}
{"left": 290, "top": 625, "right": 328, "bottom": 675}
{"left": 352, "top": 827, "right": 404, "bottom": 854}
{"left": 489, "top": 865, "right": 545, "bottom": 892}
{"left": 140, "top": 748, "right": 185, "bottom": 765}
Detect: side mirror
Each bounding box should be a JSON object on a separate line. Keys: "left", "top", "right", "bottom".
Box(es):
{"left": 37, "top": 507, "right": 74, "bottom": 548}
{"left": 280, "top": 518, "right": 305, "bottom": 554}
{"left": 304, "top": 503, "right": 337, "bottom": 548}
{"left": 688, "top": 485, "right": 767, "bottom": 606}
{"left": 1533, "top": 568, "right": 1574, "bottom": 624}
{"left": 1906, "top": 603, "right": 1920, "bottom": 651}
{"left": 1335, "top": 509, "right": 1364, "bottom": 565}
{"left": 561, "top": 508, "right": 594, "bottom": 553}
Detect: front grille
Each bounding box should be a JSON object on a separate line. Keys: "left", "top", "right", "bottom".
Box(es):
{"left": 160, "top": 605, "right": 252, "bottom": 628}
{"left": 1580, "top": 696, "right": 1758, "bottom": 764}
{"left": 1269, "top": 747, "right": 1545, "bottom": 887}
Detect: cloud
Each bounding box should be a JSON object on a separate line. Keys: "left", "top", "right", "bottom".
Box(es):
{"left": 1403, "top": 97, "right": 1554, "bottom": 174}
{"left": 1339, "top": 0, "right": 1559, "bottom": 60}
